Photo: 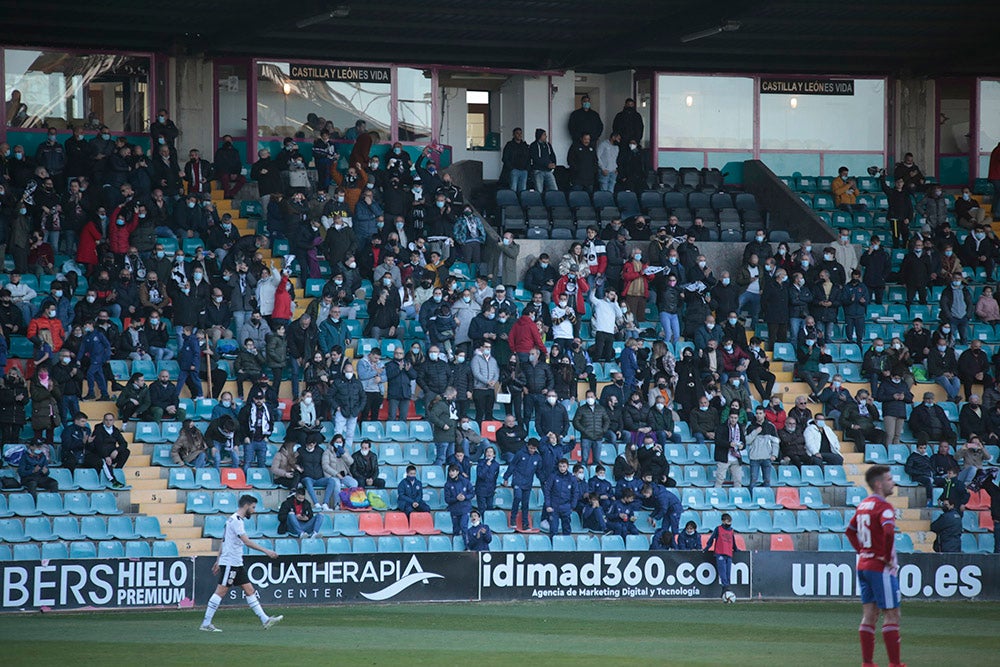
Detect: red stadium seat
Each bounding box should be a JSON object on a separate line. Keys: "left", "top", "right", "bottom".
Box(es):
{"left": 481, "top": 421, "right": 502, "bottom": 441}
{"left": 384, "top": 511, "right": 417, "bottom": 535}
{"left": 967, "top": 490, "right": 990, "bottom": 511}
{"left": 980, "top": 510, "right": 994, "bottom": 531}
{"left": 770, "top": 534, "right": 795, "bottom": 551}
{"left": 775, "top": 488, "right": 804, "bottom": 509}
{"left": 220, "top": 468, "right": 251, "bottom": 490}
{"left": 409, "top": 512, "right": 442, "bottom": 535}
{"left": 358, "top": 512, "right": 390, "bottom": 535}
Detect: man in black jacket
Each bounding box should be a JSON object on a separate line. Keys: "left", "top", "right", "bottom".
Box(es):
{"left": 350, "top": 439, "right": 385, "bottom": 489}
{"left": 958, "top": 339, "right": 994, "bottom": 401}
{"left": 495, "top": 414, "right": 526, "bottom": 463}
{"left": 86, "top": 413, "right": 129, "bottom": 488}
{"left": 250, "top": 148, "right": 283, "bottom": 211}
{"left": 900, "top": 238, "right": 934, "bottom": 306}
{"left": 501, "top": 127, "right": 531, "bottom": 192}
{"left": 528, "top": 129, "right": 557, "bottom": 193}
{"left": 277, "top": 486, "right": 322, "bottom": 537}
{"left": 930, "top": 498, "right": 963, "bottom": 552}
{"left": 568, "top": 95, "right": 603, "bottom": 143}
{"left": 612, "top": 98, "right": 644, "bottom": 146}
{"left": 909, "top": 392, "right": 956, "bottom": 446}
{"left": 523, "top": 255, "right": 558, "bottom": 300}
{"left": 567, "top": 134, "right": 598, "bottom": 193}
{"left": 214, "top": 135, "right": 246, "bottom": 198}
{"left": 287, "top": 313, "right": 319, "bottom": 401}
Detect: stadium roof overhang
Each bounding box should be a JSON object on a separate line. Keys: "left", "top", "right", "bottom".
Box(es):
{"left": 1, "top": 0, "right": 999, "bottom": 76}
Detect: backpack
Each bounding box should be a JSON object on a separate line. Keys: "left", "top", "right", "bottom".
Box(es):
{"left": 2, "top": 444, "right": 25, "bottom": 467}
{"left": 339, "top": 487, "right": 371, "bottom": 510}
{"left": 366, "top": 491, "right": 388, "bottom": 510}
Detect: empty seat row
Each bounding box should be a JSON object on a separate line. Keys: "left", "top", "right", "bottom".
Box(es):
{"left": 0, "top": 540, "right": 178, "bottom": 561}
{"left": 0, "top": 491, "right": 122, "bottom": 517}
{"left": 0, "top": 515, "right": 165, "bottom": 542}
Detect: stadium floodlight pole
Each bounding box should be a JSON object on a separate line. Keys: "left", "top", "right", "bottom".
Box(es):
{"left": 680, "top": 20, "right": 741, "bottom": 44}
{"left": 295, "top": 4, "right": 351, "bottom": 29}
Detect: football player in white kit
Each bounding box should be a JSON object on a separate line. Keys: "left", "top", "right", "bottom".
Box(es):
{"left": 200, "top": 494, "right": 283, "bottom": 632}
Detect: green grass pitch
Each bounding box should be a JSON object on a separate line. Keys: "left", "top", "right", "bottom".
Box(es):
{"left": 2, "top": 600, "right": 997, "bottom": 665}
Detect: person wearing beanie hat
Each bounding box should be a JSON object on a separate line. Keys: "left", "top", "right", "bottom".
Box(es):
{"left": 529, "top": 129, "right": 557, "bottom": 193}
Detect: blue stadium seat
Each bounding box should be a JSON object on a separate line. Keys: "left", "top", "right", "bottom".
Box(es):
{"left": 351, "top": 537, "right": 377, "bottom": 553}
{"left": 195, "top": 468, "right": 225, "bottom": 490}
{"left": 42, "top": 542, "right": 70, "bottom": 560}
{"left": 865, "top": 444, "right": 888, "bottom": 464}
{"left": 777, "top": 466, "right": 805, "bottom": 486}
{"left": 13, "top": 544, "right": 41, "bottom": 560}
{"left": 169, "top": 468, "right": 200, "bottom": 490}
{"left": 326, "top": 537, "right": 352, "bottom": 554}
{"left": 185, "top": 491, "right": 215, "bottom": 514}
{"left": 125, "top": 542, "right": 152, "bottom": 559}
{"left": 24, "top": 517, "right": 56, "bottom": 541}
{"left": 772, "top": 510, "right": 802, "bottom": 533}
{"left": 410, "top": 421, "right": 433, "bottom": 441}
{"left": 817, "top": 534, "right": 844, "bottom": 551}
{"left": 600, "top": 535, "right": 625, "bottom": 551}
{"left": 247, "top": 467, "right": 277, "bottom": 489}
{"left": 895, "top": 533, "right": 914, "bottom": 553}
{"left": 577, "top": 534, "right": 602, "bottom": 551}
{"left": 62, "top": 492, "right": 96, "bottom": 516}
{"left": 683, "top": 466, "right": 713, "bottom": 487}
{"left": 682, "top": 488, "right": 708, "bottom": 510}
{"left": 107, "top": 516, "right": 137, "bottom": 540}
{"left": 887, "top": 445, "right": 910, "bottom": 464}
{"left": 704, "top": 488, "right": 736, "bottom": 510}
{"left": 69, "top": 542, "right": 98, "bottom": 558}
{"left": 484, "top": 510, "right": 513, "bottom": 533}
{"left": 689, "top": 444, "right": 712, "bottom": 464}
{"left": 800, "top": 488, "right": 831, "bottom": 509}
{"left": 152, "top": 542, "right": 179, "bottom": 558}
{"left": 255, "top": 515, "right": 281, "bottom": 538}
{"left": 9, "top": 493, "right": 40, "bottom": 517}
{"left": 796, "top": 510, "right": 822, "bottom": 532}
{"left": 35, "top": 493, "right": 67, "bottom": 516}
{"left": 501, "top": 534, "right": 527, "bottom": 551}
{"left": 90, "top": 493, "right": 122, "bottom": 515}
{"left": 800, "top": 465, "right": 829, "bottom": 486}
{"left": 81, "top": 516, "right": 110, "bottom": 540}
{"left": 161, "top": 421, "right": 184, "bottom": 442}
{"left": 825, "top": 466, "right": 850, "bottom": 486}
{"left": 747, "top": 488, "right": 782, "bottom": 509}
{"left": 552, "top": 535, "right": 576, "bottom": 551}
{"left": 665, "top": 443, "right": 691, "bottom": 465}
{"left": 384, "top": 421, "right": 408, "bottom": 442}
{"left": 203, "top": 515, "right": 226, "bottom": 538}
{"left": 47, "top": 468, "right": 78, "bottom": 491}
{"left": 333, "top": 513, "right": 364, "bottom": 537}
{"left": 52, "top": 516, "right": 83, "bottom": 540}
{"left": 213, "top": 492, "right": 238, "bottom": 514}
{"left": 846, "top": 486, "right": 867, "bottom": 506}
{"left": 274, "top": 539, "right": 300, "bottom": 556}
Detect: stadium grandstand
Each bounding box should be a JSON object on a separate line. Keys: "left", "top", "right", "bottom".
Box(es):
{"left": 1, "top": 0, "right": 1000, "bottom": 576}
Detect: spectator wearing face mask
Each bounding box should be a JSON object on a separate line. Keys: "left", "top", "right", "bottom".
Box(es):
{"left": 961, "top": 225, "right": 997, "bottom": 282}
{"left": 875, "top": 373, "right": 913, "bottom": 447}
{"left": 803, "top": 414, "right": 844, "bottom": 466}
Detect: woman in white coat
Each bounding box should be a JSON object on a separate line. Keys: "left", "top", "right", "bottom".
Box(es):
{"left": 256, "top": 265, "right": 282, "bottom": 317}
{"left": 803, "top": 414, "right": 845, "bottom": 465}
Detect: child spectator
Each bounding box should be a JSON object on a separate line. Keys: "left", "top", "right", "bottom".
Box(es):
{"left": 606, "top": 488, "right": 639, "bottom": 537}
{"left": 397, "top": 465, "right": 430, "bottom": 515}
{"left": 446, "top": 449, "right": 472, "bottom": 478}
{"left": 615, "top": 466, "right": 643, "bottom": 510}
{"left": 581, "top": 495, "right": 607, "bottom": 532}
{"left": 543, "top": 459, "right": 579, "bottom": 536}
{"left": 60, "top": 412, "right": 92, "bottom": 472}
{"left": 465, "top": 509, "right": 492, "bottom": 551}
{"left": 587, "top": 464, "right": 614, "bottom": 512}
{"left": 641, "top": 482, "right": 682, "bottom": 540}
{"left": 572, "top": 463, "right": 588, "bottom": 513}
{"left": 704, "top": 512, "right": 739, "bottom": 597}
{"left": 18, "top": 439, "right": 59, "bottom": 497}
{"left": 649, "top": 526, "right": 676, "bottom": 550}
{"left": 676, "top": 520, "right": 702, "bottom": 550}
{"left": 502, "top": 439, "right": 541, "bottom": 531}
{"left": 444, "top": 463, "right": 474, "bottom": 543}
{"left": 474, "top": 446, "right": 500, "bottom": 512}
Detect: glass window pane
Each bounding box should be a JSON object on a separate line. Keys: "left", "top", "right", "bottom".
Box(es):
{"left": 397, "top": 67, "right": 432, "bottom": 142}
{"left": 5, "top": 49, "right": 150, "bottom": 132}
{"left": 217, "top": 63, "right": 248, "bottom": 137}
{"left": 256, "top": 61, "right": 390, "bottom": 140}
{"left": 760, "top": 79, "right": 885, "bottom": 152}
{"left": 978, "top": 80, "right": 1000, "bottom": 153}
{"left": 656, "top": 75, "right": 753, "bottom": 149}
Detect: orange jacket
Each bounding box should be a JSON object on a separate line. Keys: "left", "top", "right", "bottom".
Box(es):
{"left": 27, "top": 316, "right": 66, "bottom": 352}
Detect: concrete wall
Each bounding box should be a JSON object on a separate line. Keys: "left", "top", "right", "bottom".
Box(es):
{"left": 893, "top": 78, "right": 935, "bottom": 172}
{"left": 171, "top": 56, "right": 214, "bottom": 157}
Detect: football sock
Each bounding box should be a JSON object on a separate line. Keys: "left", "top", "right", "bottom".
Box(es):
{"left": 858, "top": 623, "right": 876, "bottom": 663}
{"left": 203, "top": 594, "right": 222, "bottom": 625}
{"left": 246, "top": 593, "right": 269, "bottom": 623}
{"left": 882, "top": 623, "right": 901, "bottom": 665}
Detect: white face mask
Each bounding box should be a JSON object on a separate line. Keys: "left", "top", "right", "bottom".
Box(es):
{"left": 576, "top": 472, "right": 585, "bottom": 480}
{"left": 586, "top": 397, "right": 595, "bottom": 406}
{"left": 547, "top": 396, "right": 557, "bottom": 405}
{"left": 344, "top": 371, "right": 354, "bottom": 379}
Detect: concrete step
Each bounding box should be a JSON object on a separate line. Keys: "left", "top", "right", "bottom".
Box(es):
{"left": 125, "top": 478, "right": 167, "bottom": 490}
{"left": 139, "top": 502, "right": 185, "bottom": 515}
{"left": 158, "top": 513, "right": 196, "bottom": 528}
{"left": 164, "top": 525, "right": 203, "bottom": 540}
{"left": 169, "top": 537, "right": 214, "bottom": 555}
{"left": 131, "top": 489, "right": 179, "bottom": 505}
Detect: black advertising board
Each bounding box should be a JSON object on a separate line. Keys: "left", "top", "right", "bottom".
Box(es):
{"left": 478, "top": 551, "right": 752, "bottom": 601}
{"left": 750, "top": 551, "right": 1000, "bottom": 600}
{"left": 194, "top": 553, "right": 479, "bottom": 606}
{"left": 0, "top": 558, "right": 195, "bottom": 611}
